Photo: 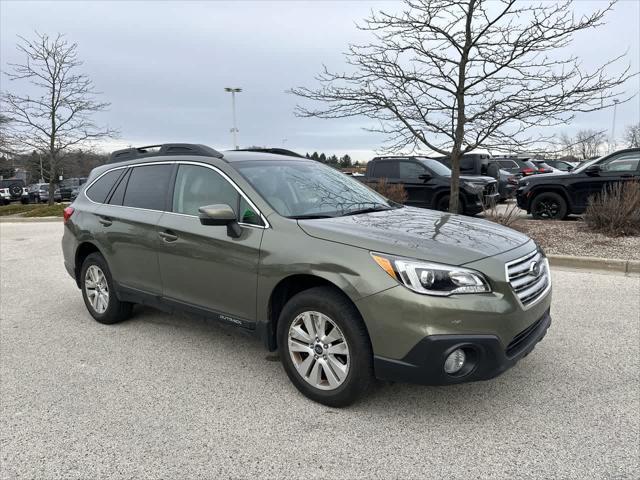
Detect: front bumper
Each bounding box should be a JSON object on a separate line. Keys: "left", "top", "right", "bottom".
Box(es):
{"left": 516, "top": 187, "right": 531, "bottom": 211}
{"left": 374, "top": 309, "right": 551, "bottom": 385}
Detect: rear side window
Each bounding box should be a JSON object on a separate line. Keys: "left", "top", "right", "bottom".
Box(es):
{"left": 122, "top": 165, "right": 173, "bottom": 210}
{"left": 373, "top": 161, "right": 398, "bottom": 178}
{"left": 85, "top": 170, "right": 123, "bottom": 203}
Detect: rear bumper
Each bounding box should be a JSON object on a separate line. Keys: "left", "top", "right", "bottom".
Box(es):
{"left": 374, "top": 309, "right": 551, "bottom": 385}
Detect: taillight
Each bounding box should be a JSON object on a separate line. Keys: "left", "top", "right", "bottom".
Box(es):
{"left": 63, "top": 207, "right": 75, "bottom": 224}
{"left": 522, "top": 168, "right": 535, "bottom": 176}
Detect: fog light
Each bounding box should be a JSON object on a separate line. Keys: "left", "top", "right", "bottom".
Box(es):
{"left": 444, "top": 348, "right": 466, "bottom": 374}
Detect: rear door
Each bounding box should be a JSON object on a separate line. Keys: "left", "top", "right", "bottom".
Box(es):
{"left": 156, "top": 163, "right": 264, "bottom": 326}
{"left": 94, "top": 163, "right": 173, "bottom": 296}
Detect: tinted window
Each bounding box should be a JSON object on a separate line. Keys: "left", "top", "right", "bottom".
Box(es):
{"left": 239, "top": 196, "right": 262, "bottom": 226}
{"left": 420, "top": 158, "right": 452, "bottom": 176}
{"left": 108, "top": 169, "right": 130, "bottom": 205}
{"left": 373, "top": 161, "right": 399, "bottom": 178}
{"left": 399, "top": 161, "right": 426, "bottom": 179}
{"left": 600, "top": 152, "right": 640, "bottom": 172}
{"left": 122, "top": 165, "right": 173, "bottom": 210}
{"left": 86, "top": 170, "right": 123, "bottom": 203}
{"left": 459, "top": 158, "right": 474, "bottom": 172}
{"left": 499, "top": 160, "right": 517, "bottom": 168}
{"left": 172, "top": 165, "right": 239, "bottom": 216}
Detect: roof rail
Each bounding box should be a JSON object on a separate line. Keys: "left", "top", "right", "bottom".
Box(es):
{"left": 235, "top": 147, "right": 304, "bottom": 158}
{"left": 108, "top": 143, "right": 224, "bottom": 163}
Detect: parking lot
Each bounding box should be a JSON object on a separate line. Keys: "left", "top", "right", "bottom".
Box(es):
{"left": 1, "top": 221, "right": 639, "bottom": 479}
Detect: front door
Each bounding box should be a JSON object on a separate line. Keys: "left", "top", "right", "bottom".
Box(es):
{"left": 572, "top": 151, "right": 640, "bottom": 210}
{"left": 398, "top": 160, "right": 433, "bottom": 208}
{"left": 156, "top": 163, "right": 265, "bottom": 326}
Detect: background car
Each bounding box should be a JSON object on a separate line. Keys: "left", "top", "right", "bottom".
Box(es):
{"left": 493, "top": 157, "right": 540, "bottom": 177}
{"left": 0, "top": 179, "right": 29, "bottom": 205}
{"left": 545, "top": 159, "right": 579, "bottom": 172}
{"left": 517, "top": 148, "right": 640, "bottom": 219}
{"left": 531, "top": 160, "right": 557, "bottom": 174}
{"left": 58, "top": 177, "right": 87, "bottom": 201}
{"left": 27, "top": 183, "right": 62, "bottom": 203}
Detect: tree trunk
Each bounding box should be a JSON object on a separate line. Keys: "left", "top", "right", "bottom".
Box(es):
{"left": 47, "top": 153, "right": 56, "bottom": 206}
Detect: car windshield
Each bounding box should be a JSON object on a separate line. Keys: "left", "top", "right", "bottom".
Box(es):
{"left": 572, "top": 155, "right": 605, "bottom": 173}
{"left": 235, "top": 160, "right": 398, "bottom": 218}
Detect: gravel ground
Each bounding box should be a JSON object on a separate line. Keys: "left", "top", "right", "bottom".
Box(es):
{"left": 513, "top": 219, "right": 640, "bottom": 260}
{"left": 1, "top": 222, "right": 639, "bottom": 479}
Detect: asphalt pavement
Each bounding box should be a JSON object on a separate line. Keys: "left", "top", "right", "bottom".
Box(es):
{"left": 1, "top": 221, "right": 638, "bottom": 479}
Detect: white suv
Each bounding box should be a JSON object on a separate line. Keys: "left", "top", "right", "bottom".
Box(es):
{"left": 0, "top": 179, "right": 29, "bottom": 205}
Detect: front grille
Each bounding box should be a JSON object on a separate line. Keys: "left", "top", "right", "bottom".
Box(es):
{"left": 483, "top": 183, "right": 497, "bottom": 196}
{"left": 506, "top": 315, "right": 545, "bottom": 357}
{"left": 506, "top": 250, "right": 550, "bottom": 308}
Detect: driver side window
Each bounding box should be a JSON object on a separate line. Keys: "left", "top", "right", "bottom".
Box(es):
{"left": 399, "top": 161, "right": 426, "bottom": 179}
{"left": 600, "top": 153, "right": 640, "bottom": 172}
{"left": 172, "top": 165, "right": 262, "bottom": 225}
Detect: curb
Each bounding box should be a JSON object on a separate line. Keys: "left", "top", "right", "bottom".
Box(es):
{"left": 0, "top": 216, "right": 62, "bottom": 223}
{"left": 547, "top": 254, "right": 639, "bottom": 275}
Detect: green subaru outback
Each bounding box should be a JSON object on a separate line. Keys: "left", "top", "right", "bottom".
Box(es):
{"left": 62, "top": 144, "right": 551, "bottom": 406}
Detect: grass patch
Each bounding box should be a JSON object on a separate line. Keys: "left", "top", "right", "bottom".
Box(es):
{"left": 0, "top": 203, "right": 65, "bottom": 217}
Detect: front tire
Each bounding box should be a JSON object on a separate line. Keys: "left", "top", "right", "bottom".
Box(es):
{"left": 277, "top": 287, "right": 373, "bottom": 407}
{"left": 531, "top": 192, "right": 568, "bottom": 220}
{"left": 80, "top": 253, "right": 132, "bottom": 324}
{"left": 435, "top": 194, "right": 464, "bottom": 214}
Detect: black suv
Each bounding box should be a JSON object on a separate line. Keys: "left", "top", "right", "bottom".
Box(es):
{"left": 517, "top": 148, "right": 640, "bottom": 219}
{"left": 359, "top": 156, "right": 499, "bottom": 215}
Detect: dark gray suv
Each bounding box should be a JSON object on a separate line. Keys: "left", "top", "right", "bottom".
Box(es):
{"left": 62, "top": 144, "right": 552, "bottom": 406}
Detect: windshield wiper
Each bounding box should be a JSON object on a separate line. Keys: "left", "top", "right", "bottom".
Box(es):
{"left": 289, "top": 214, "right": 334, "bottom": 220}
{"left": 341, "top": 206, "right": 393, "bottom": 217}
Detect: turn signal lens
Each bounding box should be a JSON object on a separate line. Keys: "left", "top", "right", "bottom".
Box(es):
{"left": 371, "top": 254, "right": 397, "bottom": 280}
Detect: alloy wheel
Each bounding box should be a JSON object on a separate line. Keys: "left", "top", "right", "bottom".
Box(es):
{"left": 85, "top": 265, "right": 109, "bottom": 314}
{"left": 535, "top": 200, "right": 559, "bottom": 219}
{"left": 287, "top": 311, "right": 350, "bottom": 391}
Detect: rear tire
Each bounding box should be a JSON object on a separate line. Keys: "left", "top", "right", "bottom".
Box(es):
{"left": 277, "top": 287, "right": 374, "bottom": 407}
{"left": 531, "top": 192, "right": 568, "bottom": 220}
{"left": 80, "top": 253, "right": 132, "bottom": 324}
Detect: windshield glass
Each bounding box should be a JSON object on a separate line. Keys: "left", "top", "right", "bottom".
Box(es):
{"left": 572, "top": 155, "right": 605, "bottom": 173}
{"left": 419, "top": 158, "right": 452, "bottom": 176}
{"left": 236, "top": 160, "right": 398, "bottom": 218}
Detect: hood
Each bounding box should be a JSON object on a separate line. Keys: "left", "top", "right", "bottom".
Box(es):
{"left": 298, "top": 207, "right": 530, "bottom": 265}
{"left": 459, "top": 175, "right": 496, "bottom": 183}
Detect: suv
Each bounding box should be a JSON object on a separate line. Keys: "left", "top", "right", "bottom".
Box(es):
{"left": 359, "top": 156, "right": 499, "bottom": 214}
{"left": 493, "top": 157, "right": 539, "bottom": 177}
{"left": 62, "top": 143, "right": 552, "bottom": 406}
{"left": 58, "top": 177, "right": 87, "bottom": 201}
{"left": 517, "top": 148, "right": 640, "bottom": 219}
{"left": 0, "top": 179, "right": 29, "bottom": 205}
{"left": 432, "top": 154, "right": 518, "bottom": 201}
{"left": 27, "top": 183, "right": 62, "bottom": 203}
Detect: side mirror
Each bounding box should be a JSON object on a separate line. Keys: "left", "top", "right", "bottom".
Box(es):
{"left": 567, "top": 165, "right": 574, "bottom": 171}
{"left": 418, "top": 173, "right": 432, "bottom": 182}
{"left": 198, "top": 204, "right": 242, "bottom": 238}
{"left": 585, "top": 164, "right": 601, "bottom": 176}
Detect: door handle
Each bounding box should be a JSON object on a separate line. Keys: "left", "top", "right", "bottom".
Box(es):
{"left": 98, "top": 216, "right": 112, "bottom": 227}
{"left": 158, "top": 230, "right": 178, "bottom": 242}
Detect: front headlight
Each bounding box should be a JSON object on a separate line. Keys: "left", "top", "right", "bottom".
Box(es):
{"left": 463, "top": 181, "right": 485, "bottom": 192}
{"left": 371, "top": 253, "right": 491, "bottom": 296}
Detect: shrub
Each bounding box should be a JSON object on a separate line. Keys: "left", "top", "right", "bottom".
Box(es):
{"left": 371, "top": 178, "right": 408, "bottom": 204}
{"left": 584, "top": 181, "right": 640, "bottom": 236}
{"left": 481, "top": 197, "right": 522, "bottom": 227}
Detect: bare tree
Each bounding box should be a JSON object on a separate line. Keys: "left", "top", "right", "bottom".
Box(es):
{"left": 624, "top": 123, "right": 640, "bottom": 148}
{"left": 291, "top": 0, "right": 635, "bottom": 212}
{"left": 573, "top": 129, "right": 607, "bottom": 159}
{"left": 2, "top": 33, "right": 115, "bottom": 204}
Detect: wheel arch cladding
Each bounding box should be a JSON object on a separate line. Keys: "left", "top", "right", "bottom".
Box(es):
{"left": 74, "top": 242, "right": 102, "bottom": 286}
{"left": 532, "top": 185, "right": 572, "bottom": 209}
{"left": 264, "top": 274, "right": 368, "bottom": 352}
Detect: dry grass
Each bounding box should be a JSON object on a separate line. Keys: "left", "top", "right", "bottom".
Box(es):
{"left": 584, "top": 181, "right": 640, "bottom": 237}
{"left": 371, "top": 178, "right": 408, "bottom": 204}
{"left": 481, "top": 198, "right": 521, "bottom": 227}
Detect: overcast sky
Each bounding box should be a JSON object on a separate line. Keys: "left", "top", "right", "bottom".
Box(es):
{"left": 1, "top": 0, "right": 639, "bottom": 161}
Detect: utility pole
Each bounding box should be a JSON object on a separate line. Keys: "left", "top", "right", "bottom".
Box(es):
{"left": 224, "top": 87, "right": 242, "bottom": 149}
{"left": 610, "top": 99, "right": 619, "bottom": 153}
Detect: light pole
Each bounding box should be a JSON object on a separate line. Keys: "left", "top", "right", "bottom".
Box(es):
{"left": 224, "top": 87, "right": 242, "bottom": 149}
{"left": 610, "top": 99, "right": 619, "bottom": 153}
